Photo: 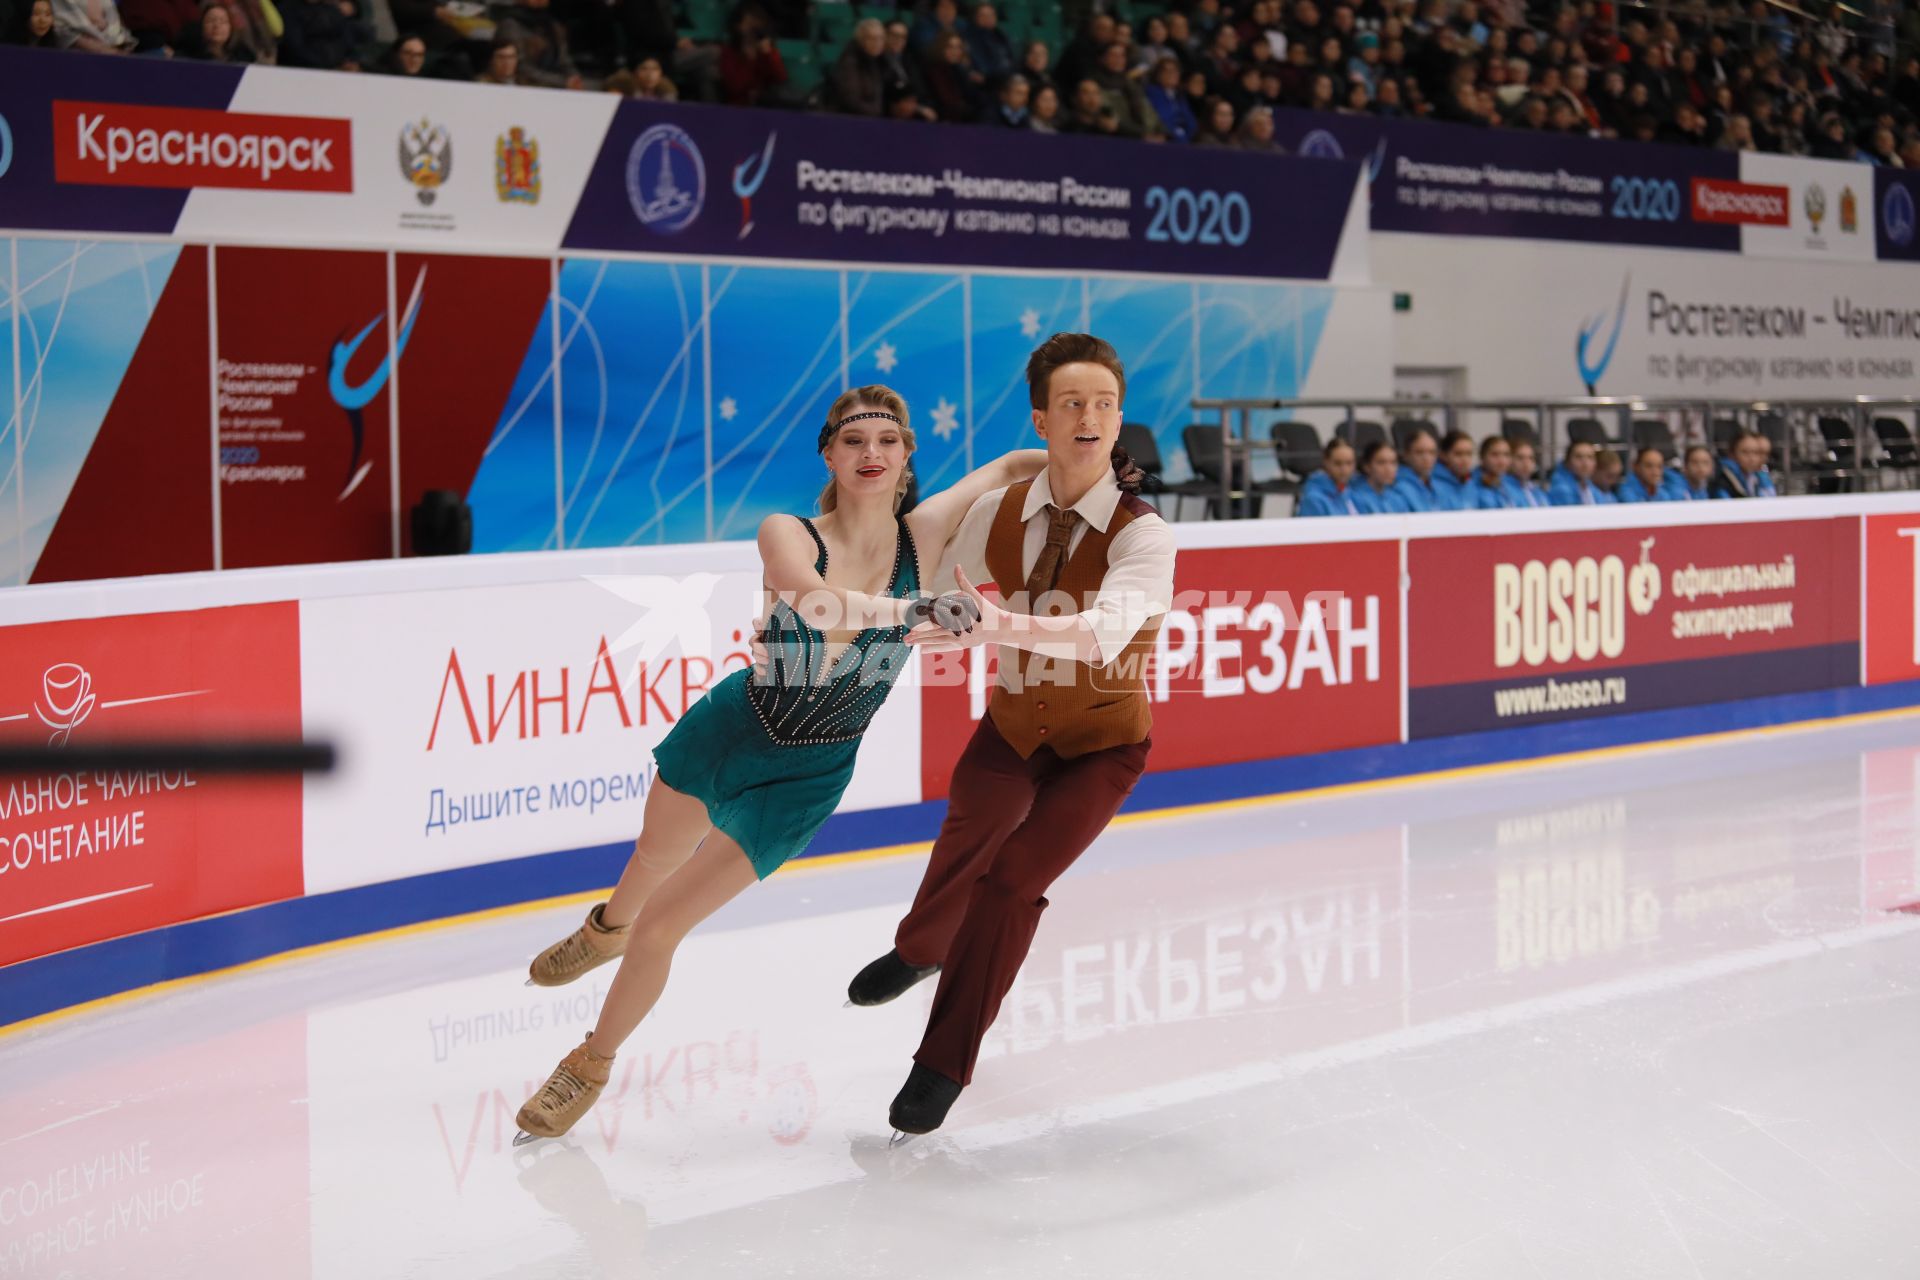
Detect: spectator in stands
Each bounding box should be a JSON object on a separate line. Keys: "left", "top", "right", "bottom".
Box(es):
{"left": 118, "top": 0, "right": 194, "bottom": 49}
{"left": 1711, "top": 429, "right": 1779, "bottom": 498}
{"left": 1616, "top": 445, "right": 1682, "bottom": 502}
{"left": 1194, "top": 95, "right": 1236, "bottom": 145}
{"left": 492, "top": 0, "right": 581, "bottom": 87}
{"left": 1394, "top": 427, "right": 1448, "bottom": 511}
{"left": 51, "top": 0, "right": 135, "bottom": 51}
{"left": 1236, "top": 104, "right": 1287, "bottom": 151}
{"left": 718, "top": 3, "right": 786, "bottom": 105}
{"left": 632, "top": 53, "right": 678, "bottom": 98}
{"left": 1680, "top": 445, "right": 1715, "bottom": 500}
{"left": 964, "top": 1, "right": 1013, "bottom": 83}
{"left": 882, "top": 21, "right": 933, "bottom": 104}
{"left": 476, "top": 35, "right": 530, "bottom": 82}
{"left": 8, "top": 0, "right": 57, "bottom": 43}
{"left": 829, "top": 18, "right": 887, "bottom": 116}
{"left": 1066, "top": 77, "right": 1121, "bottom": 134}
{"left": 1147, "top": 55, "right": 1199, "bottom": 141}
{"left": 1057, "top": 12, "right": 1117, "bottom": 89}
{"left": 1549, "top": 440, "right": 1614, "bottom": 505}
{"left": 1589, "top": 445, "right": 1620, "bottom": 495}
{"left": 183, "top": 1, "right": 253, "bottom": 60}
{"left": 1468, "top": 435, "right": 1518, "bottom": 508}
{"left": 1029, "top": 83, "right": 1064, "bottom": 132}
{"left": 925, "top": 31, "right": 988, "bottom": 122}
{"left": 1715, "top": 113, "right": 1756, "bottom": 150}
{"left": 385, "top": 0, "right": 462, "bottom": 71}
{"left": 986, "top": 73, "right": 1031, "bottom": 126}
{"left": 1298, "top": 439, "right": 1364, "bottom": 515}
{"left": 280, "top": 0, "right": 369, "bottom": 70}
{"left": 1019, "top": 39, "right": 1056, "bottom": 96}
{"left": 1358, "top": 440, "right": 1413, "bottom": 512}
{"left": 1136, "top": 14, "right": 1178, "bottom": 74}
{"left": 1432, "top": 429, "right": 1476, "bottom": 507}
{"left": 1593, "top": 447, "right": 1624, "bottom": 496}
{"left": 378, "top": 32, "right": 429, "bottom": 74}
{"left": 910, "top": 0, "right": 962, "bottom": 55}
{"left": 1093, "top": 40, "right": 1162, "bottom": 138}
{"left": 1507, "top": 439, "right": 1548, "bottom": 507}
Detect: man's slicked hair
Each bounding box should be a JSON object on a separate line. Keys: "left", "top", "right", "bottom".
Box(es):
{"left": 1025, "top": 332, "right": 1127, "bottom": 411}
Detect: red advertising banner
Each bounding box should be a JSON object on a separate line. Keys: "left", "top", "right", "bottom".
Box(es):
{"left": 52, "top": 100, "right": 353, "bottom": 193}
{"left": 1689, "top": 177, "right": 1791, "bottom": 226}
{"left": 919, "top": 539, "right": 1402, "bottom": 800}
{"left": 214, "top": 246, "right": 394, "bottom": 569}
{"left": 1863, "top": 512, "right": 1920, "bottom": 686}
{"left": 0, "top": 603, "right": 304, "bottom": 967}
{"left": 1406, "top": 518, "right": 1859, "bottom": 738}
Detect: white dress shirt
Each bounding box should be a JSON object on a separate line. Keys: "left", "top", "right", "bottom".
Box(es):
{"left": 935, "top": 466, "right": 1177, "bottom": 666}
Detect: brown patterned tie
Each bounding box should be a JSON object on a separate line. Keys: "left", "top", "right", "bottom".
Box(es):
{"left": 1024, "top": 504, "right": 1078, "bottom": 600}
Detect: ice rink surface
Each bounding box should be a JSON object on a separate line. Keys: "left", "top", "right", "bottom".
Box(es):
{"left": 7, "top": 714, "right": 1920, "bottom": 1279}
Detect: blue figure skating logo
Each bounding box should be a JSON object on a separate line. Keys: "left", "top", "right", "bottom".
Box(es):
{"left": 327, "top": 266, "right": 426, "bottom": 500}
{"left": 0, "top": 112, "right": 13, "bottom": 180}
{"left": 1576, "top": 273, "right": 1631, "bottom": 395}
{"left": 626, "top": 124, "right": 706, "bottom": 235}
{"left": 1297, "top": 128, "right": 1387, "bottom": 182}
{"left": 1885, "top": 181, "right": 1916, "bottom": 249}
{"left": 732, "top": 131, "right": 776, "bottom": 240}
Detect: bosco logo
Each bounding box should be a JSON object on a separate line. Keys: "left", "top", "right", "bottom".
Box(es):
{"left": 1492, "top": 539, "right": 1659, "bottom": 669}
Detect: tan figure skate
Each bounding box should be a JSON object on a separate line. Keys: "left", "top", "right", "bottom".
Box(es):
{"left": 513, "top": 1034, "right": 616, "bottom": 1147}
{"left": 526, "top": 903, "right": 630, "bottom": 987}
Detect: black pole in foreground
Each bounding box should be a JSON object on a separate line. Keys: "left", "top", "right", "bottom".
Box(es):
{"left": 0, "top": 740, "right": 338, "bottom": 776}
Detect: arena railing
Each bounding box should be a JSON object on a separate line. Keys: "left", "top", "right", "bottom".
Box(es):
{"left": 1186, "top": 396, "right": 1920, "bottom": 517}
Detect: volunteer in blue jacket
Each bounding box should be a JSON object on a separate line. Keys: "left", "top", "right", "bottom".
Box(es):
{"left": 1468, "top": 434, "right": 1518, "bottom": 509}
{"left": 1678, "top": 445, "right": 1714, "bottom": 500}
{"left": 1593, "top": 448, "right": 1625, "bottom": 500}
{"left": 1358, "top": 440, "right": 1413, "bottom": 512}
{"left": 1615, "top": 445, "right": 1685, "bottom": 502}
{"left": 1432, "top": 430, "right": 1477, "bottom": 509}
{"left": 1297, "top": 437, "right": 1364, "bottom": 516}
{"left": 1711, "top": 429, "right": 1778, "bottom": 498}
{"left": 1393, "top": 426, "right": 1447, "bottom": 512}
{"left": 1549, "top": 440, "right": 1616, "bottom": 505}
{"left": 1507, "top": 439, "right": 1550, "bottom": 507}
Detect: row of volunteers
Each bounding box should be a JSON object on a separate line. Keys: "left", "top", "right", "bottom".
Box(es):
{"left": 1295, "top": 426, "right": 1779, "bottom": 516}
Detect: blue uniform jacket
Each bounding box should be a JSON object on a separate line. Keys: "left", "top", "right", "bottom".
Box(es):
{"left": 1548, "top": 470, "right": 1617, "bottom": 506}
{"left": 1297, "top": 471, "right": 1366, "bottom": 517}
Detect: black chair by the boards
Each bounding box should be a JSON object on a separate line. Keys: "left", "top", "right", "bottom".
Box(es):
{"left": 1631, "top": 418, "right": 1677, "bottom": 460}
{"left": 1259, "top": 421, "right": 1324, "bottom": 511}
{"left": 1389, "top": 417, "right": 1437, "bottom": 452}
{"left": 1336, "top": 419, "right": 1390, "bottom": 454}
{"left": 1501, "top": 418, "right": 1540, "bottom": 450}
{"left": 1181, "top": 423, "right": 1257, "bottom": 519}
{"left": 1566, "top": 417, "right": 1611, "bottom": 448}
{"left": 1873, "top": 417, "right": 1920, "bottom": 473}
{"left": 1119, "top": 422, "right": 1213, "bottom": 519}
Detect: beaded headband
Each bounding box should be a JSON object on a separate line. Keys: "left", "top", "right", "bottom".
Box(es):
{"left": 818, "top": 410, "right": 903, "bottom": 452}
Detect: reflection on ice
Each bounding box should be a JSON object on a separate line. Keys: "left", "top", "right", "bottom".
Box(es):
{"left": 5, "top": 716, "right": 1920, "bottom": 1277}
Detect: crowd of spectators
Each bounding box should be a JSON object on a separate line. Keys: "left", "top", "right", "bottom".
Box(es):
{"left": 5, "top": 0, "right": 1918, "bottom": 166}
{"left": 1292, "top": 422, "right": 1778, "bottom": 515}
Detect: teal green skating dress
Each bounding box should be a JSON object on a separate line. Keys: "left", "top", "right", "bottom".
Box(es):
{"left": 651, "top": 516, "right": 920, "bottom": 879}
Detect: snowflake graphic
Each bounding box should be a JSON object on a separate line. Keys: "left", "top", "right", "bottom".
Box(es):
{"left": 1019, "top": 307, "right": 1042, "bottom": 340}
{"left": 875, "top": 341, "right": 899, "bottom": 374}
{"left": 718, "top": 396, "right": 738, "bottom": 421}
{"left": 929, "top": 396, "right": 960, "bottom": 441}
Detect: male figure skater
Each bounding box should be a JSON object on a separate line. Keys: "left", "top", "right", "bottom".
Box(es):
{"left": 848, "top": 332, "right": 1177, "bottom": 1136}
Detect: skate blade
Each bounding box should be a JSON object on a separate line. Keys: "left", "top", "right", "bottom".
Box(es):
{"left": 888, "top": 1129, "right": 916, "bottom": 1148}
{"left": 512, "top": 1130, "right": 544, "bottom": 1148}
{"left": 525, "top": 979, "right": 537, "bottom": 987}
{"left": 843, "top": 999, "right": 854, "bottom": 1008}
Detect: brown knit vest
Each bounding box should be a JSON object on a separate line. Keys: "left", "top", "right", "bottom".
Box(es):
{"left": 984, "top": 480, "right": 1161, "bottom": 760}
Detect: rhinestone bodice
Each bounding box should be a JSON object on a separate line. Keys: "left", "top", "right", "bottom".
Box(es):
{"left": 746, "top": 516, "right": 920, "bottom": 745}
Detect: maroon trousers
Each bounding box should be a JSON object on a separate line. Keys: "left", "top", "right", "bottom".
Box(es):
{"left": 895, "top": 713, "right": 1150, "bottom": 1085}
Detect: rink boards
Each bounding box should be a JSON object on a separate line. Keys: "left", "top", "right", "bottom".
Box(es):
{"left": 6, "top": 495, "right": 1920, "bottom": 1014}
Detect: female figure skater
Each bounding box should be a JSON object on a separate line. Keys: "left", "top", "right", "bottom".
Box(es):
{"left": 513, "top": 385, "right": 1046, "bottom": 1144}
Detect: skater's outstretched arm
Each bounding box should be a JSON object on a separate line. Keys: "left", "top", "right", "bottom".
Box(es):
{"left": 903, "top": 449, "right": 1048, "bottom": 568}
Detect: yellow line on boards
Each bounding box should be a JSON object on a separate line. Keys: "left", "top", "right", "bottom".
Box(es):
{"left": 7, "top": 698, "right": 1918, "bottom": 1036}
